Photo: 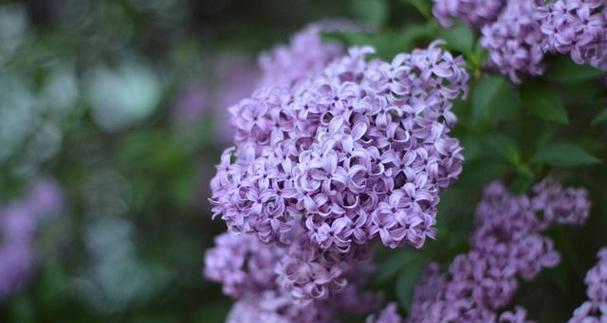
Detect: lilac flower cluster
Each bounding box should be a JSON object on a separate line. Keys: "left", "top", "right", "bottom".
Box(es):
{"left": 0, "top": 179, "right": 63, "bottom": 300}
{"left": 569, "top": 248, "right": 607, "bottom": 322}
{"left": 433, "top": 0, "right": 607, "bottom": 82}
{"left": 480, "top": 0, "right": 546, "bottom": 83}
{"left": 538, "top": 0, "right": 607, "bottom": 71}
{"left": 433, "top": 0, "right": 505, "bottom": 28}
{"left": 210, "top": 39, "right": 468, "bottom": 303}
{"left": 367, "top": 180, "right": 589, "bottom": 323}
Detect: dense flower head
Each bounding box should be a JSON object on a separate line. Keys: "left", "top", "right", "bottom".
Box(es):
{"left": 0, "top": 178, "right": 63, "bottom": 300}
{"left": 402, "top": 180, "right": 590, "bottom": 323}
{"left": 433, "top": 0, "right": 506, "bottom": 28}
{"left": 480, "top": 0, "right": 546, "bottom": 83}
{"left": 538, "top": 0, "right": 607, "bottom": 71}
{"left": 211, "top": 40, "right": 468, "bottom": 257}
{"left": 569, "top": 247, "right": 607, "bottom": 322}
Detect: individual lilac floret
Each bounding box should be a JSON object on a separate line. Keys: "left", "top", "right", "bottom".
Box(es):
{"left": 0, "top": 178, "right": 64, "bottom": 300}
{"left": 569, "top": 248, "right": 607, "bottom": 323}
{"left": 404, "top": 180, "right": 589, "bottom": 322}
{"left": 211, "top": 41, "right": 468, "bottom": 258}
{"left": 480, "top": 0, "right": 546, "bottom": 83}
{"left": 433, "top": 0, "right": 505, "bottom": 28}
{"left": 258, "top": 22, "right": 345, "bottom": 88}
{"left": 538, "top": 0, "right": 607, "bottom": 71}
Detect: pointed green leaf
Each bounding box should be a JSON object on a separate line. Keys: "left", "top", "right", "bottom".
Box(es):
{"left": 532, "top": 142, "right": 601, "bottom": 166}
{"left": 396, "top": 258, "right": 424, "bottom": 312}
{"left": 543, "top": 56, "right": 605, "bottom": 84}
{"left": 440, "top": 22, "right": 474, "bottom": 55}
{"left": 521, "top": 81, "right": 568, "bottom": 124}
{"left": 471, "top": 75, "right": 521, "bottom": 124}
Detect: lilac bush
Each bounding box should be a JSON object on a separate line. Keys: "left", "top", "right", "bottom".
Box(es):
{"left": 433, "top": 0, "right": 505, "bottom": 28}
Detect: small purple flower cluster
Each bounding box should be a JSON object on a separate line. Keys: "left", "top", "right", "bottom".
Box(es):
{"left": 538, "top": 0, "right": 607, "bottom": 71}
{"left": 433, "top": 0, "right": 607, "bottom": 83}
{"left": 569, "top": 248, "right": 607, "bottom": 322}
{"left": 480, "top": 0, "right": 546, "bottom": 83}
{"left": 367, "top": 180, "right": 589, "bottom": 323}
{"left": 433, "top": 0, "right": 505, "bottom": 28}
{"left": 0, "top": 179, "right": 63, "bottom": 300}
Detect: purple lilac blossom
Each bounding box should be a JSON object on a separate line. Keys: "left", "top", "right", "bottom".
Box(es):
{"left": 397, "top": 180, "right": 590, "bottom": 323}
{"left": 480, "top": 0, "right": 546, "bottom": 83}
{"left": 211, "top": 41, "right": 468, "bottom": 252}
{"left": 0, "top": 178, "right": 64, "bottom": 300}
{"left": 432, "top": 0, "right": 505, "bottom": 28}
{"left": 538, "top": 0, "right": 607, "bottom": 71}
{"left": 569, "top": 248, "right": 607, "bottom": 322}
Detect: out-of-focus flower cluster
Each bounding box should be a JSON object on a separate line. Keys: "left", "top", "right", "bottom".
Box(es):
{"left": 569, "top": 247, "right": 607, "bottom": 323}
{"left": 0, "top": 178, "right": 63, "bottom": 300}
{"left": 432, "top": 0, "right": 505, "bottom": 28}
{"left": 368, "top": 180, "right": 590, "bottom": 323}
{"left": 480, "top": 0, "right": 546, "bottom": 83}
{"left": 205, "top": 20, "right": 470, "bottom": 321}
{"left": 433, "top": 0, "right": 607, "bottom": 83}
{"left": 538, "top": 0, "right": 607, "bottom": 71}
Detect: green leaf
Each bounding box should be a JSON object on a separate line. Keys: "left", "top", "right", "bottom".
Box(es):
{"left": 440, "top": 22, "right": 474, "bottom": 55}
{"left": 374, "top": 250, "right": 420, "bottom": 285}
{"left": 591, "top": 109, "right": 607, "bottom": 126}
{"left": 471, "top": 75, "right": 521, "bottom": 125}
{"left": 543, "top": 56, "right": 605, "bottom": 84}
{"left": 488, "top": 135, "right": 520, "bottom": 166}
{"left": 396, "top": 258, "right": 424, "bottom": 313}
{"left": 351, "top": 0, "right": 388, "bottom": 25}
{"left": 532, "top": 142, "right": 601, "bottom": 166}
{"left": 521, "top": 81, "right": 568, "bottom": 124}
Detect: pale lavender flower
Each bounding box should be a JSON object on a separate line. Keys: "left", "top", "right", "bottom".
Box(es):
{"left": 569, "top": 248, "right": 607, "bottom": 323}
{"left": 433, "top": 0, "right": 506, "bottom": 28}
{"left": 480, "top": 0, "right": 546, "bottom": 83}
{"left": 538, "top": 0, "right": 607, "bottom": 71}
